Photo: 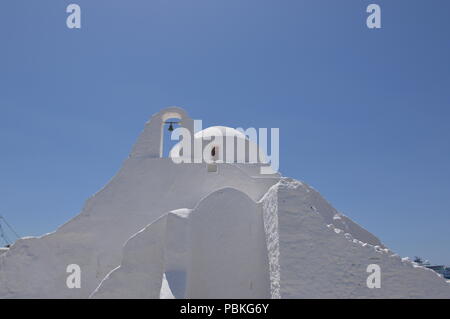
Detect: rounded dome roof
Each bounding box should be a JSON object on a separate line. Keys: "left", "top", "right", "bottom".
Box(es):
{"left": 169, "top": 126, "right": 267, "bottom": 163}
{"left": 194, "top": 126, "right": 248, "bottom": 140}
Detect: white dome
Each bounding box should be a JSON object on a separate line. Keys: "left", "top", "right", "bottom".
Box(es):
{"left": 170, "top": 126, "right": 267, "bottom": 163}
{"left": 194, "top": 126, "right": 247, "bottom": 140}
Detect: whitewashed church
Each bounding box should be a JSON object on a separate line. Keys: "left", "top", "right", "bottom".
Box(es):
{"left": 0, "top": 107, "right": 448, "bottom": 298}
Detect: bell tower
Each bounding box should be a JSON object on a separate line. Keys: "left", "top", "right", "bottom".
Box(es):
{"left": 130, "top": 107, "right": 194, "bottom": 159}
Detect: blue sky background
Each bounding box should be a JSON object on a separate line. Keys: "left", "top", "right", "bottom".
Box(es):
{"left": 1, "top": 1, "right": 449, "bottom": 264}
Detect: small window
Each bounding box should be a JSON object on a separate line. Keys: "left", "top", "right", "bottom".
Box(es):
{"left": 207, "top": 163, "right": 218, "bottom": 173}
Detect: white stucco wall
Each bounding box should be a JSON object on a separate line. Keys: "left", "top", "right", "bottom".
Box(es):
{"left": 0, "top": 248, "right": 8, "bottom": 256}
{"left": 186, "top": 188, "right": 271, "bottom": 298}
{"left": 261, "top": 178, "right": 450, "bottom": 298}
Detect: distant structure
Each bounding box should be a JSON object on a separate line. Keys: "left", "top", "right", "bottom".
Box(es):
{"left": 426, "top": 265, "right": 450, "bottom": 279}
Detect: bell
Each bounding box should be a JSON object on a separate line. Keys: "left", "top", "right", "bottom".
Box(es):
{"left": 168, "top": 123, "right": 174, "bottom": 132}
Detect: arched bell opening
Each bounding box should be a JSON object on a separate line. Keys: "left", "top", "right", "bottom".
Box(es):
{"left": 162, "top": 117, "right": 182, "bottom": 158}
{"left": 130, "top": 107, "right": 194, "bottom": 159}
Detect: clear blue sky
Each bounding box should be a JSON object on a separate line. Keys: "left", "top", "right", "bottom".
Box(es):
{"left": 1, "top": 1, "right": 449, "bottom": 264}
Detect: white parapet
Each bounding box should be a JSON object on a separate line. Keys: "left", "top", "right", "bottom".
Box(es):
{"left": 0, "top": 247, "right": 9, "bottom": 256}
